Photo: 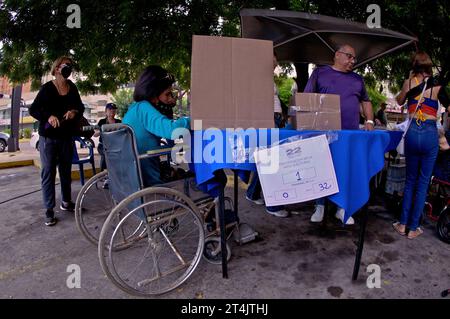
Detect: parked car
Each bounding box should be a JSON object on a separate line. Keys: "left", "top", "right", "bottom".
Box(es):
{"left": 0, "top": 132, "right": 9, "bottom": 152}
{"left": 30, "top": 132, "right": 99, "bottom": 151}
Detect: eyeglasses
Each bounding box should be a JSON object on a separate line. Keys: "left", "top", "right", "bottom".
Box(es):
{"left": 337, "top": 51, "right": 357, "bottom": 62}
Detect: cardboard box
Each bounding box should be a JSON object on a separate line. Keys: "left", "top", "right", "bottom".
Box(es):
{"left": 190, "top": 35, "right": 274, "bottom": 130}
{"left": 294, "top": 93, "right": 340, "bottom": 112}
{"left": 291, "top": 93, "right": 341, "bottom": 130}
{"left": 290, "top": 111, "right": 341, "bottom": 130}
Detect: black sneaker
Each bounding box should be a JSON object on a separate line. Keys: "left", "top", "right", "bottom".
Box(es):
{"left": 60, "top": 201, "right": 75, "bottom": 212}
{"left": 45, "top": 217, "right": 57, "bottom": 226}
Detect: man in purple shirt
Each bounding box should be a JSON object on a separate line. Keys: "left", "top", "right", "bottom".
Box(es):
{"left": 304, "top": 44, "right": 375, "bottom": 224}
{"left": 304, "top": 44, "right": 374, "bottom": 130}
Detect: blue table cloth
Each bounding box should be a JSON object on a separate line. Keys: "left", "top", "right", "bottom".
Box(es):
{"left": 190, "top": 129, "right": 402, "bottom": 222}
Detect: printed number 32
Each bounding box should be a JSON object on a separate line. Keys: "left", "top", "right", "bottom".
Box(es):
{"left": 319, "top": 183, "right": 331, "bottom": 191}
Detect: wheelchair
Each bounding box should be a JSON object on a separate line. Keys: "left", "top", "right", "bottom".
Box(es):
{"left": 75, "top": 170, "right": 113, "bottom": 245}
{"left": 74, "top": 144, "right": 180, "bottom": 246}
{"left": 423, "top": 177, "right": 450, "bottom": 244}
{"left": 75, "top": 123, "right": 239, "bottom": 296}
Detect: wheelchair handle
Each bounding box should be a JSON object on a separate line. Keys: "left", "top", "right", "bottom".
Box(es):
{"left": 139, "top": 145, "right": 191, "bottom": 159}
{"left": 82, "top": 125, "right": 100, "bottom": 131}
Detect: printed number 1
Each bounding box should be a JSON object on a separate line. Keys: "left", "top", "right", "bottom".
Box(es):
{"left": 296, "top": 172, "right": 301, "bottom": 181}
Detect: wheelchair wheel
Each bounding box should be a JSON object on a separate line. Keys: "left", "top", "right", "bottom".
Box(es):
{"left": 437, "top": 207, "right": 450, "bottom": 244}
{"left": 203, "top": 235, "right": 231, "bottom": 265}
{"left": 98, "top": 187, "right": 205, "bottom": 296}
{"left": 75, "top": 170, "right": 115, "bottom": 245}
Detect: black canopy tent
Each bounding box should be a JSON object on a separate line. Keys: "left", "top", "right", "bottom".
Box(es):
{"left": 240, "top": 9, "right": 417, "bottom": 67}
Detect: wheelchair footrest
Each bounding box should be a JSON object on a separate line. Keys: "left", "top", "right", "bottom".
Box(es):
{"left": 233, "top": 223, "right": 259, "bottom": 244}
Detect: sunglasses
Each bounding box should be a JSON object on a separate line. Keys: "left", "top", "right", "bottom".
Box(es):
{"left": 160, "top": 73, "right": 175, "bottom": 81}
{"left": 337, "top": 51, "right": 357, "bottom": 62}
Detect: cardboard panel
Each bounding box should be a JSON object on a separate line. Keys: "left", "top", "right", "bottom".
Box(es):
{"left": 190, "top": 35, "right": 274, "bottom": 130}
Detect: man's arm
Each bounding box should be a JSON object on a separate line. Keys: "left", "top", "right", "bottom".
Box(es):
{"left": 362, "top": 101, "right": 374, "bottom": 131}
{"left": 359, "top": 78, "right": 374, "bottom": 131}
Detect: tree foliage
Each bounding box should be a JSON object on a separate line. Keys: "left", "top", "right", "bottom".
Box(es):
{"left": 0, "top": 0, "right": 449, "bottom": 95}
{"left": 111, "top": 87, "right": 133, "bottom": 118}
{"left": 366, "top": 87, "right": 387, "bottom": 111}
{"left": 306, "top": 0, "right": 450, "bottom": 91}
{"left": 0, "top": 0, "right": 265, "bottom": 93}
{"left": 274, "top": 75, "right": 294, "bottom": 106}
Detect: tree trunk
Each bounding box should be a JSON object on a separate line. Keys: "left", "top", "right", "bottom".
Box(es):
{"left": 8, "top": 84, "right": 22, "bottom": 152}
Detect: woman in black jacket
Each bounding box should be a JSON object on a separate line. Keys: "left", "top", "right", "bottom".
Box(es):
{"left": 29, "top": 56, "right": 85, "bottom": 226}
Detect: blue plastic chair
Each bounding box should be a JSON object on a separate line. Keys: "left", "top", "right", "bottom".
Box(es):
{"left": 72, "top": 136, "right": 96, "bottom": 185}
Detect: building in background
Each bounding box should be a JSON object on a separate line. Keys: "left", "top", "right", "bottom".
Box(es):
{"left": 0, "top": 76, "right": 114, "bottom": 132}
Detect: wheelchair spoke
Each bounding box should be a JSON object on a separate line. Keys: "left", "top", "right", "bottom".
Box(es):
{"left": 118, "top": 242, "right": 155, "bottom": 283}
{"left": 159, "top": 227, "right": 187, "bottom": 264}
{"left": 170, "top": 226, "right": 201, "bottom": 246}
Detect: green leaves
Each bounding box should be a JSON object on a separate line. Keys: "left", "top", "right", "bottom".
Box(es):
{"left": 0, "top": 0, "right": 229, "bottom": 92}
{"left": 112, "top": 88, "right": 134, "bottom": 118}
{"left": 0, "top": 0, "right": 448, "bottom": 95}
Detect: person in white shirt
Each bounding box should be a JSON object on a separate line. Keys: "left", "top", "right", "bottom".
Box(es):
{"left": 245, "top": 53, "right": 291, "bottom": 218}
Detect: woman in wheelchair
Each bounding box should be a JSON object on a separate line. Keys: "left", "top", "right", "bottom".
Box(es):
{"left": 123, "top": 65, "right": 190, "bottom": 187}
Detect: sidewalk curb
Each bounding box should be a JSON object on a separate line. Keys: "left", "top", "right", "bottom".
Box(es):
{"left": 0, "top": 160, "right": 35, "bottom": 169}
{"left": 1, "top": 159, "right": 100, "bottom": 182}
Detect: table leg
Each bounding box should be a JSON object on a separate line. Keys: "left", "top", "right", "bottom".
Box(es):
{"left": 352, "top": 205, "right": 368, "bottom": 280}
{"left": 234, "top": 170, "right": 238, "bottom": 216}
{"left": 218, "top": 186, "right": 228, "bottom": 278}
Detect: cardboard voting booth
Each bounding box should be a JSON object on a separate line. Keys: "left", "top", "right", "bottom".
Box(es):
{"left": 254, "top": 134, "right": 339, "bottom": 207}
{"left": 190, "top": 35, "right": 274, "bottom": 130}
{"left": 290, "top": 93, "right": 341, "bottom": 130}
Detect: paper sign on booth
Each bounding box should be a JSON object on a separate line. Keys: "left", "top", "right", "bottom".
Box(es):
{"left": 254, "top": 134, "right": 339, "bottom": 206}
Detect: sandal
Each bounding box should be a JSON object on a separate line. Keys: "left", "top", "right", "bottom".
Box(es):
{"left": 392, "top": 222, "right": 406, "bottom": 236}
{"left": 407, "top": 227, "right": 424, "bottom": 239}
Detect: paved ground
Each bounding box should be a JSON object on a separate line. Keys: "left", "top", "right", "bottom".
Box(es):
{"left": 0, "top": 163, "right": 449, "bottom": 300}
